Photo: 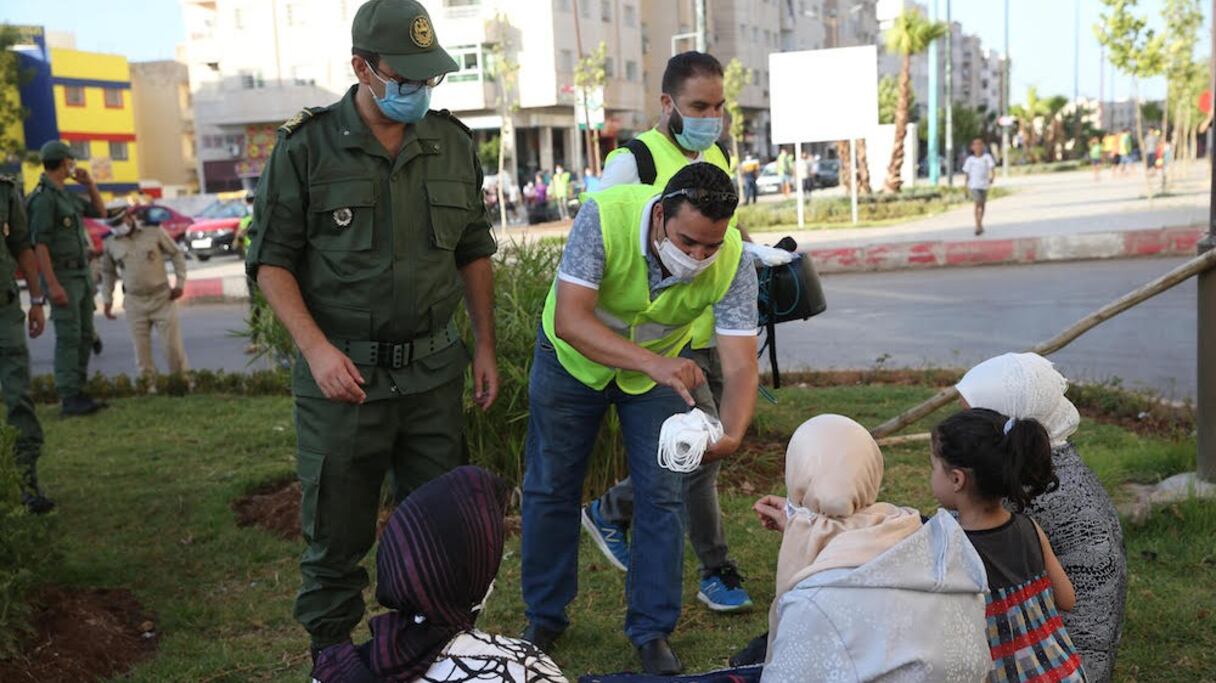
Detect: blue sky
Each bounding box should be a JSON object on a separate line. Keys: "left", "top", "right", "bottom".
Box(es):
{"left": 1, "top": 0, "right": 1208, "bottom": 104}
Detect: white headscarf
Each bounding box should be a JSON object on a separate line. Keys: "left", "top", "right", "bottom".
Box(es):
{"left": 955, "top": 352, "right": 1080, "bottom": 448}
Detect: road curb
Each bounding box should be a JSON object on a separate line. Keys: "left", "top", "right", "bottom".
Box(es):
{"left": 807, "top": 225, "right": 1206, "bottom": 274}
{"left": 177, "top": 225, "right": 1207, "bottom": 303}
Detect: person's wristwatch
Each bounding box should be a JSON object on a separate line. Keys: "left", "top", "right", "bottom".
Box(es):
{"left": 29, "top": 295, "right": 46, "bottom": 306}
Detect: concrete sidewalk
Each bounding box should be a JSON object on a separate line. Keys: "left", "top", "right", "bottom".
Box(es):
{"left": 176, "top": 163, "right": 1212, "bottom": 303}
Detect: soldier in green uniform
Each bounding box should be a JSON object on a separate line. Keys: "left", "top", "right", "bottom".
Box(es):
{"left": 26, "top": 140, "right": 107, "bottom": 417}
{"left": 244, "top": 0, "right": 499, "bottom": 659}
{"left": 0, "top": 176, "right": 52, "bottom": 513}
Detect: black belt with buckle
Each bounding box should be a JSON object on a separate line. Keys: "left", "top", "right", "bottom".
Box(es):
{"left": 338, "top": 321, "right": 461, "bottom": 369}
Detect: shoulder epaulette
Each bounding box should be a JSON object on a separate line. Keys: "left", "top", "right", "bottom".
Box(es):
{"left": 430, "top": 108, "right": 473, "bottom": 138}
{"left": 0, "top": 174, "right": 14, "bottom": 186}
{"left": 278, "top": 106, "right": 328, "bottom": 137}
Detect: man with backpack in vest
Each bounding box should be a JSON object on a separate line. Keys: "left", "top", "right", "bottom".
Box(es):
{"left": 583, "top": 51, "right": 757, "bottom": 615}
{"left": 520, "top": 163, "right": 759, "bottom": 674}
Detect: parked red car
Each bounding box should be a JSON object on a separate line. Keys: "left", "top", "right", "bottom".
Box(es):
{"left": 81, "top": 203, "right": 195, "bottom": 251}
{"left": 183, "top": 199, "right": 250, "bottom": 261}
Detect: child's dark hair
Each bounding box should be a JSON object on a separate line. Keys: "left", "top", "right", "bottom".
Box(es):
{"left": 931, "top": 408, "right": 1058, "bottom": 510}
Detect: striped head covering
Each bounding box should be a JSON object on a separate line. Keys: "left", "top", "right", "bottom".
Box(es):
{"left": 313, "top": 465, "right": 511, "bottom": 682}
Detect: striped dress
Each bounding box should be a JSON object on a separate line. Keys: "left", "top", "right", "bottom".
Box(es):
{"left": 966, "top": 513, "right": 1086, "bottom": 683}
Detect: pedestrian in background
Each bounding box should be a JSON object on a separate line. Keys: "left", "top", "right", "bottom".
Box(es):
{"left": 962, "top": 138, "right": 996, "bottom": 236}
{"left": 25, "top": 140, "right": 106, "bottom": 417}
{"left": 1089, "top": 137, "right": 1103, "bottom": 181}
{"left": 742, "top": 156, "right": 759, "bottom": 204}
{"left": 582, "top": 166, "right": 601, "bottom": 193}
{"left": 776, "top": 147, "right": 793, "bottom": 198}
{"left": 552, "top": 164, "right": 572, "bottom": 220}
{"left": 0, "top": 175, "right": 52, "bottom": 513}
{"left": 100, "top": 207, "right": 189, "bottom": 387}
{"left": 244, "top": 0, "right": 498, "bottom": 663}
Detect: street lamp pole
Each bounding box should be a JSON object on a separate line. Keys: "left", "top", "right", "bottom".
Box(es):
{"left": 1001, "top": 0, "right": 1010, "bottom": 178}
{"left": 928, "top": 0, "right": 940, "bottom": 186}
{"left": 1197, "top": 0, "right": 1216, "bottom": 482}
{"left": 944, "top": 0, "right": 953, "bottom": 187}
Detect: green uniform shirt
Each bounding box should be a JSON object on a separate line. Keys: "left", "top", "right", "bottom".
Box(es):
{"left": 246, "top": 85, "right": 497, "bottom": 401}
{"left": 0, "top": 178, "right": 32, "bottom": 291}
{"left": 25, "top": 174, "right": 100, "bottom": 277}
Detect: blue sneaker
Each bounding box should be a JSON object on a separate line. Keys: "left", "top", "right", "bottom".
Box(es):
{"left": 698, "top": 565, "right": 754, "bottom": 612}
{"left": 581, "top": 500, "right": 630, "bottom": 572}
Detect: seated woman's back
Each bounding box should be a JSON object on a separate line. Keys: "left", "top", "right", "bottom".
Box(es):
{"left": 764, "top": 510, "right": 990, "bottom": 683}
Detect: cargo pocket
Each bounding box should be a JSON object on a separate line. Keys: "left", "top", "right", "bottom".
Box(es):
{"left": 308, "top": 178, "right": 376, "bottom": 251}
{"left": 426, "top": 179, "right": 472, "bottom": 250}
{"left": 297, "top": 448, "right": 326, "bottom": 542}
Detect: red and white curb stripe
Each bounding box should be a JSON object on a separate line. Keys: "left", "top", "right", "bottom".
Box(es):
{"left": 175, "top": 226, "right": 1208, "bottom": 303}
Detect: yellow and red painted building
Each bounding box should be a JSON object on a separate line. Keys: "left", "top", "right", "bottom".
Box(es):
{"left": 11, "top": 26, "right": 141, "bottom": 200}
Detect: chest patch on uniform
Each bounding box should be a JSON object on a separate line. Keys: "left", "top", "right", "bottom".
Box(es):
{"left": 147, "top": 249, "right": 157, "bottom": 262}
{"left": 2, "top": 222, "right": 8, "bottom": 238}
{"left": 333, "top": 208, "right": 353, "bottom": 227}
{"left": 63, "top": 216, "right": 72, "bottom": 227}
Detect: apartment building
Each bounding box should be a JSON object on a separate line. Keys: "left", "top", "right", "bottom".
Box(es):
{"left": 876, "top": 0, "right": 1006, "bottom": 119}
{"left": 10, "top": 26, "right": 141, "bottom": 199}
{"left": 131, "top": 60, "right": 198, "bottom": 195}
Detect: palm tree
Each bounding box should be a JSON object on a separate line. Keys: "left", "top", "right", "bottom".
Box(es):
{"left": 883, "top": 8, "right": 947, "bottom": 193}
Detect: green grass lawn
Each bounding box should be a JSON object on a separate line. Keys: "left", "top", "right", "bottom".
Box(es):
{"left": 21, "top": 387, "right": 1216, "bottom": 682}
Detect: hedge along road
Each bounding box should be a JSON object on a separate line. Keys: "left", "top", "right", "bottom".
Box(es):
{"left": 22, "top": 256, "right": 1195, "bottom": 399}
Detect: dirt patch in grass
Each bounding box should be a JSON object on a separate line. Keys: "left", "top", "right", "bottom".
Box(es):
{"left": 0, "top": 586, "right": 158, "bottom": 683}
{"left": 766, "top": 368, "right": 965, "bottom": 388}
{"left": 232, "top": 478, "right": 301, "bottom": 540}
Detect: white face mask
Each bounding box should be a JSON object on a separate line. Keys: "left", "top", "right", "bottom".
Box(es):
{"left": 111, "top": 223, "right": 133, "bottom": 237}
{"left": 653, "top": 220, "right": 719, "bottom": 281}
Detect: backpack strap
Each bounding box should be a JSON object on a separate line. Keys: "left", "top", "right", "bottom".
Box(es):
{"left": 714, "top": 140, "right": 732, "bottom": 167}
{"left": 625, "top": 138, "right": 657, "bottom": 185}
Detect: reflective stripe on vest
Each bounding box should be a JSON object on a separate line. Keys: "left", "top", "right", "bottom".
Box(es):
{"left": 541, "top": 184, "right": 742, "bottom": 394}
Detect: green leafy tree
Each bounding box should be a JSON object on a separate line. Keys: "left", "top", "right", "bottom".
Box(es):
{"left": 1094, "top": 0, "right": 1166, "bottom": 196}
{"left": 574, "top": 41, "right": 607, "bottom": 175}
{"left": 883, "top": 8, "right": 947, "bottom": 192}
{"left": 1160, "top": 0, "right": 1202, "bottom": 186}
{"left": 723, "top": 58, "right": 750, "bottom": 196}
{"left": 878, "top": 75, "right": 914, "bottom": 125}
{"left": 486, "top": 14, "right": 520, "bottom": 230}
{"left": 0, "top": 25, "right": 31, "bottom": 164}
{"left": 1009, "top": 86, "right": 1050, "bottom": 157}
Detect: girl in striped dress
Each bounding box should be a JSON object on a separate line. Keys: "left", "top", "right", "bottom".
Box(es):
{"left": 930, "top": 408, "right": 1086, "bottom": 683}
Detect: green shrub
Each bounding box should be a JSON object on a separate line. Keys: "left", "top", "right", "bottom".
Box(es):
{"left": 0, "top": 425, "right": 55, "bottom": 656}
{"left": 735, "top": 186, "right": 1010, "bottom": 232}
{"left": 237, "top": 239, "right": 627, "bottom": 492}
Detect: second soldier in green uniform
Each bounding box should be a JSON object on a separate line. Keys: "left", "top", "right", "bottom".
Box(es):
{"left": 26, "top": 140, "right": 107, "bottom": 416}
{"left": 0, "top": 175, "right": 52, "bottom": 512}
{"left": 245, "top": 0, "right": 499, "bottom": 660}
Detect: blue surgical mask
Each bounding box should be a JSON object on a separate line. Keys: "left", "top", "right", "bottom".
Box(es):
{"left": 367, "top": 63, "right": 432, "bottom": 124}
{"left": 672, "top": 104, "right": 723, "bottom": 152}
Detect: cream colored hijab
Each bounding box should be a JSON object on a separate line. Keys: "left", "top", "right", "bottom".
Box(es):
{"left": 956, "top": 352, "right": 1080, "bottom": 449}
{"left": 769, "top": 415, "right": 922, "bottom": 643}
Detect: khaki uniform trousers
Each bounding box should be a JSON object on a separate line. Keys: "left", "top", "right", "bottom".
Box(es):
{"left": 124, "top": 287, "right": 188, "bottom": 379}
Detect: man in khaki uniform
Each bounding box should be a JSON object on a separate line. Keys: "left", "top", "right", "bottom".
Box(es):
{"left": 245, "top": 0, "right": 498, "bottom": 660}
{"left": 100, "top": 208, "right": 189, "bottom": 383}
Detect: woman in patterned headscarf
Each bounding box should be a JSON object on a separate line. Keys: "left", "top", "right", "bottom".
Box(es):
{"left": 957, "top": 353, "right": 1127, "bottom": 683}
{"left": 312, "top": 466, "right": 567, "bottom": 683}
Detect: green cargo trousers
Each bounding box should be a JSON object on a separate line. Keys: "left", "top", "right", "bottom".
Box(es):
{"left": 0, "top": 296, "right": 43, "bottom": 492}
{"left": 49, "top": 274, "right": 94, "bottom": 399}
{"left": 293, "top": 375, "right": 467, "bottom": 648}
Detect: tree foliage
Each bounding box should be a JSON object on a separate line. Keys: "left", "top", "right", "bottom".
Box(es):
{"left": 0, "top": 25, "right": 31, "bottom": 164}
{"left": 485, "top": 14, "right": 520, "bottom": 229}
{"left": 878, "top": 75, "right": 914, "bottom": 126}
{"left": 573, "top": 41, "right": 607, "bottom": 174}
{"left": 883, "top": 8, "right": 947, "bottom": 192}
{"left": 722, "top": 57, "right": 750, "bottom": 195}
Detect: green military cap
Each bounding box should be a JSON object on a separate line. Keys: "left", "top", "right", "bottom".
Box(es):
{"left": 352, "top": 0, "right": 458, "bottom": 81}
{"left": 39, "top": 140, "right": 74, "bottom": 163}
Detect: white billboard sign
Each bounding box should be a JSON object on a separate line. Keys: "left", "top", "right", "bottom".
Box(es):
{"left": 769, "top": 45, "right": 879, "bottom": 144}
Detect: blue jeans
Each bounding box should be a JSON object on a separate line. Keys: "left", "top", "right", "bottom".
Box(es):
{"left": 521, "top": 329, "right": 687, "bottom": 646}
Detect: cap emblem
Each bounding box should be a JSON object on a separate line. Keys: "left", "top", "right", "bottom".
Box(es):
{"left": 411, "top": 15, "right": 434, "bottom": 48}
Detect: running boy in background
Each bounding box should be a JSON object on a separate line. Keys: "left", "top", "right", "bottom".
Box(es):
{"left": 961, "top": 138, "right": 996, "bottom": 236}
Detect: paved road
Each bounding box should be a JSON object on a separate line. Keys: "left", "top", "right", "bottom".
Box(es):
{"left": 28, "top": 256, "right": 1198, "bottom": 399}
{"left": 771, "top": 256, "right": 1197, "bottom": 399}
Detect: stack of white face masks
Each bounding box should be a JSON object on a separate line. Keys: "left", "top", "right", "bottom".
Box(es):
{"left": 656, "top": 408, "right": 723, "bottom": 473}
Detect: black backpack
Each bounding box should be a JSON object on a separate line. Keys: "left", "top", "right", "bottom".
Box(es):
{"left": 624, "top": 138, "right": 732, "bottom": 185}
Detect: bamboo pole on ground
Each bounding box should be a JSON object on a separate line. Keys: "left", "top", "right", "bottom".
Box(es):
{"left": 870, "top": 248, "right": 1216, "bottom": 439}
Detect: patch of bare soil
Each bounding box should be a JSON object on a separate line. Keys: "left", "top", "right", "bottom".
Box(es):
{"left": 232, "top": 478, "right": 301, "bottom": 540}
{"left": 0, "top": 586, "right": 158, "bottom": 683}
